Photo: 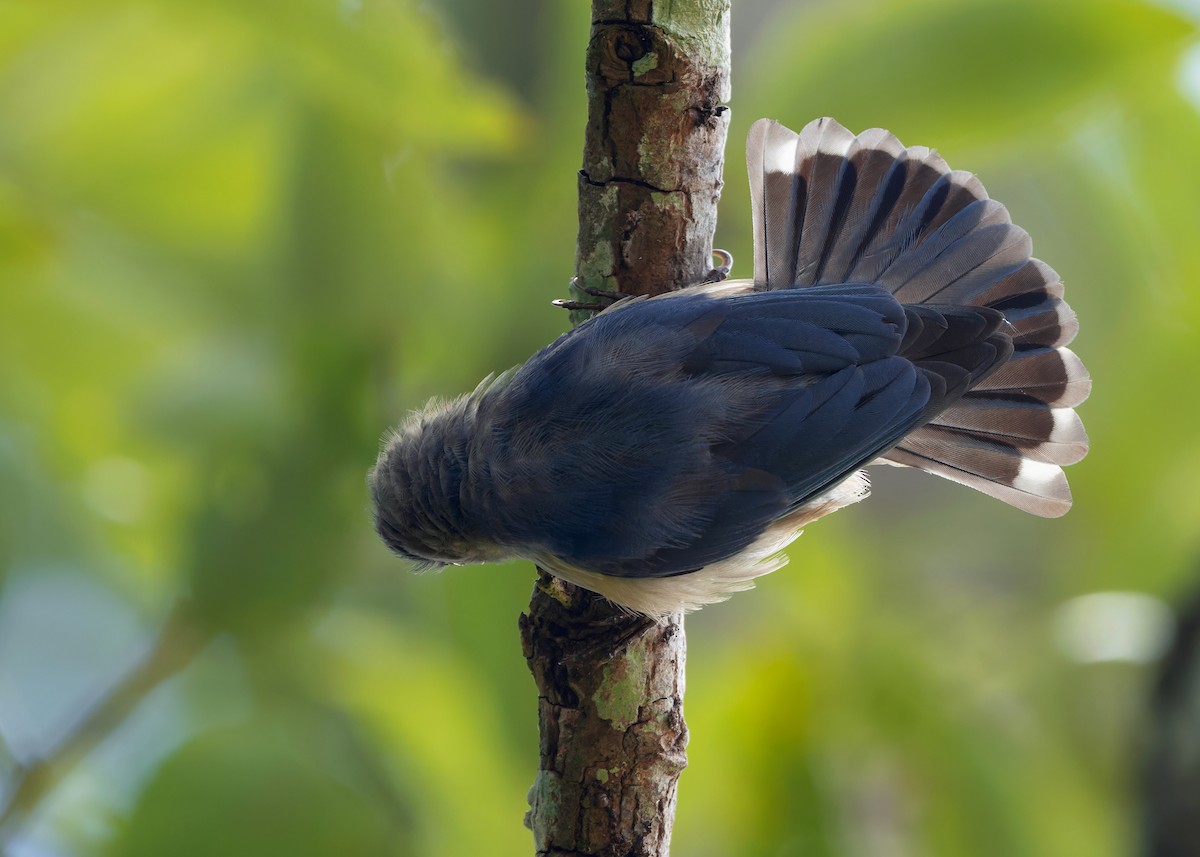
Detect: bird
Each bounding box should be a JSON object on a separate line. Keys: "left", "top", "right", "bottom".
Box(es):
{"left": 369, "top": 117, "right": 1090, "bottom": 617}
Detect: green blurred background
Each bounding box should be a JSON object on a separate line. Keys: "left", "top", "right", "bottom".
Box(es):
{"left": 2, "top": 0, "right": 1199, "bottom": 854}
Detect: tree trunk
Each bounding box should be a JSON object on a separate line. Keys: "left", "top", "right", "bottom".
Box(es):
{"left": 520, "top": 3, "right": 730, "bottom": 856}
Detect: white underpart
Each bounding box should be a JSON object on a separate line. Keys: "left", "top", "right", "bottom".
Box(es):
{"left": 533, "top": 471, "right": 871, "bottom": 618}
{"left": 1012, "top": 458, "right": 1063, "bottom": 496}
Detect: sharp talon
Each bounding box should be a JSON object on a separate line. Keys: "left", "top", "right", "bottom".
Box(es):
{"left": 560, "top": 277, "right": 630, "bottom": 313}
{"left": 702, "top": 249, "right": 733, "bottom": 284}
{"left": 553, "top": 299, "right": 608, "bottom": 312}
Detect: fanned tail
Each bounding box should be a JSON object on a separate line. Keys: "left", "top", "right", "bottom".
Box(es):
{"left": 746, "top": 117, "right": 1090, "bottom": 516}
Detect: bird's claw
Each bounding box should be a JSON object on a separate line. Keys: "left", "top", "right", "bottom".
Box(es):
{"left": 552, "top": 299, "right": 610, "bottom": 312}
{"left": 555, "top": 277, "right": 631, "bottom": 313}
{"left": 555, "top": 254, "right": 731, "bottom": 314}
{"left": 701, "top": 249, "right": 733, "bottom": 284}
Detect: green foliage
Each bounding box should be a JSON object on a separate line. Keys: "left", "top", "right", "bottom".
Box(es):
{"left": 106, "top": 722, "right": 412, "bottom": 857}
{"left": 1, "top": 0, "right": 1198, "bottom": 854}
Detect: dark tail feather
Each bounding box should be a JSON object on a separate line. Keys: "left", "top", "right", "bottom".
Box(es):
{"left": 747, "top": 117, "right": 1090, "bottom": 515}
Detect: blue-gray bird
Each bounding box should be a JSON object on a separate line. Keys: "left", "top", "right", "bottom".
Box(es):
{"left": 370, "top": 118, "right": 1090, "bottom": 616}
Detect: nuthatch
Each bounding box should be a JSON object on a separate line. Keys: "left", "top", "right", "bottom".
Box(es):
{"left": 369, "top": 118, "right": 1090, "bottom": 617}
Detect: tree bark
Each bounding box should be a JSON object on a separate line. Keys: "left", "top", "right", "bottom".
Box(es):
{"left": 520, "top": 3, "right": 730, "bottom": 856}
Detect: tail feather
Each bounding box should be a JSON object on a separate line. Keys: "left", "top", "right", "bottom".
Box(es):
{"left": 927, "top": 400, "right": 1088, "bottom": 465}
{"left": 795, "top": 119, "right": 857, "bottom": 286}
{"left": 845, "top": 151, "right": 957, "bottom": 285}
{"left": 747, "top": 117, "right": 1090, "bottom": 516}
{"left": 970, "top": 345, "right": 1091, "bottom": 408}
{"left": 887, "top": 218, "right": 1030, "bottom": 304}
{"left": 983, "top": 260, "right": 1080, "bottom": 348}
{"left": 885, "top": 430, "right": 1073, "bottom": 518}
{"left": 820, "top": 129, "right": 907, "bottom": 283}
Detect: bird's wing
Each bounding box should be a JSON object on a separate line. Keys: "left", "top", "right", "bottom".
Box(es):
{"left": 497, "top": 285, "right": 1007, "bottom": 579}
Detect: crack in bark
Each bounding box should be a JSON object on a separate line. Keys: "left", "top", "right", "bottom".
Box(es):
{"left": 579, "top": 169, "right": 677, "bottom": 194}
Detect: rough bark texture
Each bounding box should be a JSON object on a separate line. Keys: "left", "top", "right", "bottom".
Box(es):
{"left": 571, "top": 0, "right": 731, "bottom": 311}
{"left": 520, "top": 3, "right": 730, "bottom": 856}
{"left": 521, "top": 580, "right": 689, "bottom": 857}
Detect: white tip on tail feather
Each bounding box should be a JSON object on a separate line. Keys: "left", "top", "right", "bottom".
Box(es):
{"left": 1012, "top": 458, "right": 1065, "bottom": 497}
{"left": 1050, "top": 408, "right": 1086, "bottom": 444}
{"left": 762, "top": 135, "right": 798, "bottom": 175}
{"left": 805, "top": 116, "right": 855, "bottom": 156}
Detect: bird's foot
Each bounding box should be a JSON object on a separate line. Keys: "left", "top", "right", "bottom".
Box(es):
{"left": 700, "top": 249, "right": 733, "bottom": 284}
{"left": 552, "top": 277, "right": 631, "bottom": 312}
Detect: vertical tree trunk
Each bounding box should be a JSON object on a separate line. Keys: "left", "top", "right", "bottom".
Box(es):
{"left": 520, "top": 3, "right": 730, "bottom": 856}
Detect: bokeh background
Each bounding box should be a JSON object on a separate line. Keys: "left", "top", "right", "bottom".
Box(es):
{"left": 2, "top": 0, "right": 1200, "bottom": 854}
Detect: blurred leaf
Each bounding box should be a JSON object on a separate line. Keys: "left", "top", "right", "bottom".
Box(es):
{"left": 310, "top": 608, "right": 532, "bottom": 857}
{"left": 0, "top": 0, "right": 523, "bottom": 256}
{"left": 106, "top": 721, "right": 412, "bottom": 857}
{"left": 740, "top": 0, "right": 1192, "bottom": 149}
